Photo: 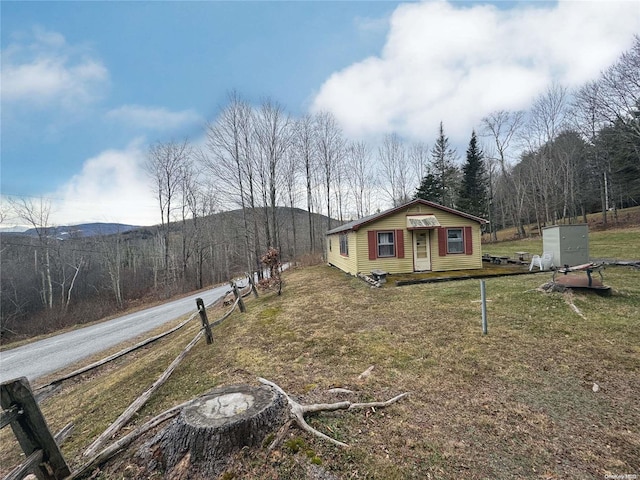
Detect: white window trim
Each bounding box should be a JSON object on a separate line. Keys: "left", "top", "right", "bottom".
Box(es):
{"left": 377, "top": 231, "right": 395, "bottom": 258}
{"left": 447, "top": 228, "right": 464, "bottom": 254}
{"left": 339, "top": 233, "right": 349, "bottom": 256}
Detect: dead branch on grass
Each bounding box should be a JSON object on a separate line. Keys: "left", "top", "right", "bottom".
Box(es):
{"left": 258, "top": 377, "right": 409, "bottom": 448}
{"left": 327, "top": 388, "right": 354, "bottom": 394}
{"left": 69, "top": 401, "right": 191, "bottom": 479}
{"left": 358, "top": 365, "right": 374, "bottom": 379}
{"left": 563, "top": 291, "right": 586, "bottom": 319}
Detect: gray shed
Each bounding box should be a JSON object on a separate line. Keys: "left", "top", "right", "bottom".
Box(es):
{"left": 542, "top": 224, "right": 589, "bottom": 268}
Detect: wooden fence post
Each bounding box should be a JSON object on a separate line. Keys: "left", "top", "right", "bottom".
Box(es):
{"left": 247, "top": 272, "right": 259, "bottom": 298}
{"left": 196, "top": 298, "right": 213, "bottom": 345}
{"left": 230, "top": 281, "right": 246, "bottom": 313}
{"left": 0, "top": 377, "right": 70, "bottom": 480}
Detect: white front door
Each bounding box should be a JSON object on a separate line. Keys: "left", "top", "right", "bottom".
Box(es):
{"left": 413, "top": 231, "right": 431, "bottom": 271}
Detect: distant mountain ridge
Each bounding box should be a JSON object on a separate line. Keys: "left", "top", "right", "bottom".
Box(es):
{"left": 3, "top": 223, "right": 142, "bottom": 239}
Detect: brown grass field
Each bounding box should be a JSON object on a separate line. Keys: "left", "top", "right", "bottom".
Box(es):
{"left": 1, "top": 227, "right": 639, "bottom": 479}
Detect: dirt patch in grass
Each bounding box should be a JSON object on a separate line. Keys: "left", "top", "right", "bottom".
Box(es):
{"left": 2, "top": 264, "right": 639, "bottom": 479}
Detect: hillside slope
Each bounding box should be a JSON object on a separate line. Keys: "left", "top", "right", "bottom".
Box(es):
{"left": 2, "top": 261, "right": 638, "bottom": 479}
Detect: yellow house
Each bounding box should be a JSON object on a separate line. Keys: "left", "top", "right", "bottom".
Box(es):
{"left": 326, "top": 199, "right": 488, "bottom": 275}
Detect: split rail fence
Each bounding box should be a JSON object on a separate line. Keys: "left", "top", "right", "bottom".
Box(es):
{"left": 0, "top": 273, "right": 259, "bottom": 480}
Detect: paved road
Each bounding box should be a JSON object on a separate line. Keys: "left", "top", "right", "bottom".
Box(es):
{"left": 0, "top": 283, "right": 237, "bottom": 383}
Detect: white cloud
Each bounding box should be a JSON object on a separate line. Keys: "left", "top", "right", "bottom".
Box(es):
{"left": 312, "top": 0, "right": 640, "bottom": 145}
{"left": 354, "top": 14, "right": 389, "bottom": 35}
{"left": 49, "top": 141, "right": 159, "bottom": 226}
{"left": 106, "top": 105, "right": 203, "bottom": 131}
{"left": 1, "top": 27, "right": 108, "bottom": 108}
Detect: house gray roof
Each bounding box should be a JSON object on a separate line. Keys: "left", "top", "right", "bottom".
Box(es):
{"left": 326, "top": 199, "right": 488, "bottom": 235}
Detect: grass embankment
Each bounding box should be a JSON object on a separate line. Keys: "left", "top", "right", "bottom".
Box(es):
{"left": 483, "top": 226, "right": 640, "bottom": 261}
{"left": 2, "top": 226, "right": 639, "bottom": 478}
{"left": 483, "top": 205, "right": 640, "bottom": 242}
{"left": 2, "top": 259, "right": 639, "bottom": 479}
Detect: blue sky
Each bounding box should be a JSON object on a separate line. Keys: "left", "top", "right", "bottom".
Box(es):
{"left": 2, "top": 1, "right": 639, "bottom": 226}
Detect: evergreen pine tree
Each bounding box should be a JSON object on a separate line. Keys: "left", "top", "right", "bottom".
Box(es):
{"left": 458, "top": 130, "right": 488, "bottom": 218}
{"left": 430, "top": 122, "right": 459, "bottom": 207}
{"left": 414, "top": 173, "right": 442, "bottom": 202}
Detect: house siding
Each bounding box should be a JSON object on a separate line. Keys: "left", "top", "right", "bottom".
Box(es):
{"left": 431, "top": 224, "right": 483, "bottom": 271}
{"left": 425, "top": 206, "right": 483, "bottom": 271}
{"left": 326, "top": 231, "right": 358, "bottom": 274}
{"left": 355, "top": 211, "right": 412, "bottom": 274}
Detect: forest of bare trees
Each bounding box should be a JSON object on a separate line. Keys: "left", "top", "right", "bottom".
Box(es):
{"left": 2, "top": 37, "right": 638, "bottom": 339}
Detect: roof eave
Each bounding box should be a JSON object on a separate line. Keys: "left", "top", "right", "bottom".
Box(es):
{"left": 326, "top": 199, "right": 488, "bottom": 235}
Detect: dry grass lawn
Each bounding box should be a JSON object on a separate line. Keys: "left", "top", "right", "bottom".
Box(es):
{"left": 1, "top": 262, "right": 639, "bottom": 479}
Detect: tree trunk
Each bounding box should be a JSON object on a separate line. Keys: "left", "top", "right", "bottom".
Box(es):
{"left": 140, "top": 384, "right": 287, "bottom": 478}
{"left": 291, "top": 206, "right": 297, "bottom": 260}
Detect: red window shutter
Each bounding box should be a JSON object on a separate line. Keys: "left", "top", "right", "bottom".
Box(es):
{"left": 438, "top": 227, "right": 447, "bottom": 256}
{"left": 396, "top": 229, "right": 404, "bottom": 259}
{"left": 368, "top": 230, "right": 377, "bottom": 260}
{"left": 464, "top": 226, "right": 473, "bottom": 255}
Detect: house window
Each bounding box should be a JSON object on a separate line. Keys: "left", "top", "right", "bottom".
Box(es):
{"left": 339, "top": 234, "right": 349, "bottom": 256}
{"left": 447, "top": 228, "right": 464, "bottom": 254}
{"left": 377, "top": 231, "right": 395, "bottom": 257}
{"left": 368, "top": 229, "right": 405, "bottom": 260}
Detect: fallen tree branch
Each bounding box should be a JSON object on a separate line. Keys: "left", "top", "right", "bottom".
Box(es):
{"left": 83, "top": 330, "right": 204, "bottom": 457}
{"left": 327, "top": 388, "right": 354, "bottom": 395}
{"left": 563, "top": 291, "right": 586, "bottom": 319}
{"left": 358, "top": 365, "right": 374, "bottom": 379}
{"left": 69, "top": 400, "right": 190, "bottom": 479}
{"left": 267, "top": 419, "right": 295, "bottom": 452}
{"left": 347, "top": 392, "right": 410, "bottom": 410}
{"left": 258, "top": 377, "right": 409, "bottom": 448}
{"left": 54, "top": 422, "right": 74, "bottom": 445}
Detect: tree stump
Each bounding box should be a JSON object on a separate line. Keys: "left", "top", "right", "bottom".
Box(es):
{"left": 140, "top": 384, "right": 287, "bottom": 478}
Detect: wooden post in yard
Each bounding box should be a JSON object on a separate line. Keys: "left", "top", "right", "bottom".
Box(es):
{"left": 0, "top": 377, "right": 70, "bottom": 480}
{"left": 230, "top": 281, "right": 246, "bottom": 313}
{"left": 196, "top": 298, "right": 213, "bottom": 345}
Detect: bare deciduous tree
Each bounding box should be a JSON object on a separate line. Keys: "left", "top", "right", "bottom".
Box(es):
{"left": 346, "top": 141, "right": 375, "bottom": 218}
{"left": 572, "top": 36, "right": 640, "bottom": 224}
{"left": 9, "top": 197, "right": 55, "bottom": 309}
{"left": 97, "top": 228, "right": 124, "bottom": 308}
{"left": 292, "top": 115, "right": 318, "bottom": 252}
{"left": 254, "top": 99, "right": 291, "bottom": 249}
{"left": 408, "top": 142, "right": 430, "bottom": 191}
{"left": 145, "top": 139, "right": 192, "bottom": 288}
{"left": 378, "top": 133, "right": 411, "bottom": 207}
{"left": 526, "top": 83, "right": 570, "bottom": 227}
{"left": 281, "top": 137, "right": 300, "bottom": 258}
{"left": 315, "top": 111, "right": 345, "bottom": 232}
{"left": 481, "top": 110, "right": 526, "bottom": 236}
{"left": 597, "top": 35, "right": 640, "bottom": 140}
{"left": 203, "top": 92, "right": 254, "bottom": 274}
